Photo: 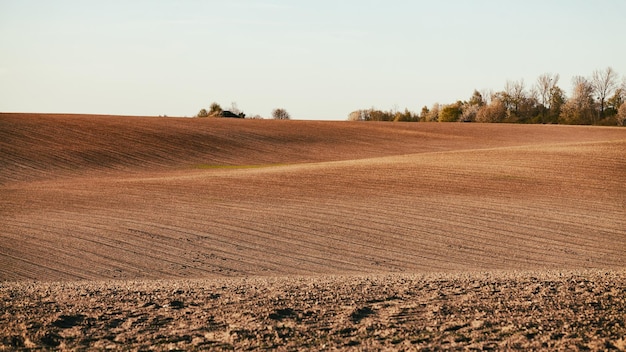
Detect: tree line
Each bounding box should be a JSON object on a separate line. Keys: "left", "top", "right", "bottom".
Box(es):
{"left": 349, "top": 67, "right": 626, "bottom": 126}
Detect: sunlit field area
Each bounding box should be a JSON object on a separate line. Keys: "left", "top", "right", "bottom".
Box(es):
{"left": 1, "top": 113, "right": 625, "bottom": 350}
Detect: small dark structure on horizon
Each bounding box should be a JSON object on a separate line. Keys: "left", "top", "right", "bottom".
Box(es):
{"left": 220, "top": 110, "right": 245, "bottom": 118}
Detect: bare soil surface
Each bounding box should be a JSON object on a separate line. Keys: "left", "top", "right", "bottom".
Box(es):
{"left": 1, "top": 113, "right": 625, "bottom": 350}
{"left": 2, "top": 271, "right": 625, "bottom": 350}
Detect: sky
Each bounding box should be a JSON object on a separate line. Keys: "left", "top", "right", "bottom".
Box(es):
{"left": 1, "top": 0, "right": 625, "bottom": 120}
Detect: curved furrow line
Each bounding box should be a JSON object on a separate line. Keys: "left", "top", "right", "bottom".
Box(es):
{"left": 276, "top": 199, "right": 557, "bottom": 268}
{"left": 50, "top": 210, "right": 250, "bottom": 259}
{"left": 258, "top": 213, "right": 428, "bottom": 262}
{"left": 469, "top": 200, "right": 626, "bottom": 263}
{"left": 285, "top": 211, "right": 519, "bottom": 270}
{"left": 418, "top": 202, "right": 623, "bottom": 265}
{"left": 209, "top": 201, "right": 459, "bottom": 271}
{"left": 184, "top": 214, "right": 371, "bottom": 274}
{"left": 160, "top": 222, "right": 335, "bottom": 275}
{"left": 174, "top": 201, "right": 398, "bottom": 272}
{"left": 210, "top": 209, "right": 446, "bottom": 272}
{"left": 297, "top": 196, "right": 617, "bottom": 268}
{"left": 0, "top": 251, "right": 81, "bottom": 281}
{"left": 0, "top": 222, "right": 100, "bottom": 280}
{"left": 179, "top": 196, "right": 483, "bottom": 272}
{"left": 398, "top": 194, "right": 625, "bottom": 252}
{"left": 534, "top": 202, "right": 626, "bottom": 236}
{"left": 459, "top": 199, "right": 626, "bottom": 253}
{"left": 264, "top": 198, "right": 512, "bottom": 267}
{"left": 60, "top": 211, "right": 333, "bottom": 276}
{"left": 101, "top": 224, "right": 265, "bottom": 277}
{"left": 267, "top": 210, "right": 468, "bottom": 270}
{"left": 37, "top": 212, "right": 255, "bottom": 278}
{"left": 407, "top": 201, "right": 618, "bottom": 259}
{"left": 352, "top": 213, "right": 563, "bottom": 268}
{"left": 5, "top": 225, "right": 152, "bottom": 280}
{"left": 1, "top": 215, "right": 206, "bottom": 279}
{"left": 60, "top": 223, "right": 207, "bottom": 278}
{"left": 496, "top": 198, "right": 626, "bottom": 236}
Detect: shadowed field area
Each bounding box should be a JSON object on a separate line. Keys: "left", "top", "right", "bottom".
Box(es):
{"left": 1, "top": 113, "right": 625, "bottom": 349}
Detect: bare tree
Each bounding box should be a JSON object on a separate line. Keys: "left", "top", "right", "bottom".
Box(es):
{"left": 503, "top": 79, "right": 526, "bottom": 117}
{"left": 548, "top": 85, "right": 566, "bottom": 123}
{"left": 348, "top": 110, "right": 362, "bottom": 121}
{"left": 536, "top": 73, "right": 560, "bottom": 110}
{"left": 229, "top": 102, "right": 242, "bottom": 115}
{"left": 348, "top": 110, "right": 370, "bottom": 121}
{"left": 607, "top": 76, "right": 626, "bottom": 115}
{"left": 607, "top": 87, "right": 625, "bottom": 114}
{"left": 461, "top": 104, "right": 480, "bottom": 122}
{"left": 272, "top": 108, "right": 291, "bottom": 120}
{"left": 468, "top": 90, "right": 486, "bottom": 107}
{"left": 560, "top": 76, "right": 595, "bottom": 124}
{"left": 591, "top": 67, "right": 619, "bottom": 121}
{"left": 476, "top": 99, "right": 506, "bottom": 123}
{"left": 480, "top": 89, "right": 494, "bottom": 105}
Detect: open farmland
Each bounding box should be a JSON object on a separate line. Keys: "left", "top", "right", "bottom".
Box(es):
{"left": 1, "top": 113, "right": 625, "bottom": 350}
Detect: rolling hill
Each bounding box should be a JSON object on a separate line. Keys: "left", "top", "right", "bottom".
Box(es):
{"left": 1, "top": 113, "right": 624, "bottom": 281}
{"left": 2, "top": 113, "right": 626, "bottom": 350}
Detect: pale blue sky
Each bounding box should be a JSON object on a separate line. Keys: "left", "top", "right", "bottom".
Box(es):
{"left": 1, "top": 0, "right": 625, "bottom": 120}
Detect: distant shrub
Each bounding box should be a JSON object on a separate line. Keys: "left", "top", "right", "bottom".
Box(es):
{"left": 196, "top": 109, "right": 209, "bottom": 118}
{"left": 476, "top": 100, "right": 506, "bottom": 123}
{"left": 272, "top": 108, "right": 291, "bottom": 120}
{"left": 209, "top": 102, "right": 223, "bottom": 116}
{"left": 438, "top": 102, "right": 463, "bottom": 122}
{"left": 617, "top": 102, "right": 626, "bottom": 126}
{"left": 422, "top": 103, "right": 440, "bottom": 122}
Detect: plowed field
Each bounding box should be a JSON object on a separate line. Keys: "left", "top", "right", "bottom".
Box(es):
{"left": 1, "top": 113, "right": 625, "bottom": 350}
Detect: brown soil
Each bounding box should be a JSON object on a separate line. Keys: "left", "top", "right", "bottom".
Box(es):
{"left": 2, "top": 271, "right": 625, "bottom": 350}
{"left": 1, "top": 113, "right": 625, "bottom": 350}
